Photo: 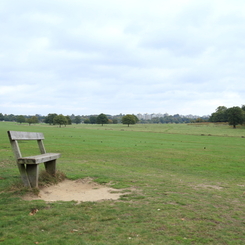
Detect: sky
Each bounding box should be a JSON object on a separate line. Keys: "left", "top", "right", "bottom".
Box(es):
{"left": 1, "top": 0, "right": 245, "bottom": 116}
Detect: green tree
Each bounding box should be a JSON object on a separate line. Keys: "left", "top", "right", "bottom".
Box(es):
{"left": 132, "top": 114, "right": 139, "bottom": 123}
{"left": 27, "top": 116, "right": 39, "bottom": 125}
{"left": 241, "top": 105, "right": 245, "bottom": 122}
{"left": 70, "top": 114, "right": 75, "bottom": 122}
{"left": 227, "top": 106, "right": 244, "bottom": 128}
{"left": 53, "top": 114, "right": 68, "bottom": 127}
{"left": 44, "top": 113, "right": 57, "bottom": 125}
{"left": 97, "top": 113, "right": 108, "bottom": 126}
{"left": 112, "top": 118, "right": 118, "bottom": 124}
{"left": 74, "top": 116, "right": 81, "bottom": 124}
{"left": 90, "top": 116, "right": 97, "bottom": 124}
{"left": 122, "top": 114, "right": 136, "bottom": 127}
{"left": 4, "top": 114, "right": 15, "bottom": 121}
{"left": 84, "top": 118, "right": 90, "bottom": 124}
{"left": 195, "top": 118, "right": 204, "bottom": 123}
{"left": 66, "top": 116, "right": 72, "bottom": 126}
{"left": 16, "top": 115, "right": 26, "bottom": 124}
{"left": 152, "top": 117, "right": 160, "bottom": 123}
{"left": 209, "top": 106, "right": 228, "bottom": 122}
{"left": 0, "top": 113, "right": 4, "bottom": 121}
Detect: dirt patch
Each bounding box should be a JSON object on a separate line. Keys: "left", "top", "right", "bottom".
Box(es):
{"left": 195, "top": 184, "right": 223, "bottom": 190}
{"left": 23, "top": 178, "right": 129, "bottom": 203}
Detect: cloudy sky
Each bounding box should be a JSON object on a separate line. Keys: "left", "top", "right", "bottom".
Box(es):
{"left": 1, "top": 0, "right": 245, "bottom": 116}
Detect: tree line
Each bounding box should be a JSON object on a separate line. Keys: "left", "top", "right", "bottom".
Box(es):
{"left": 0, "top": 112, "right": 209, "bottom": 125}
{"left": 44, "top": 113, "right": 139, "bottom": 127}
{"left": 209, "top": 105, "right": 245, "bottom": 128}
{"left": 0, "top": 113, "right": 139, "bottom": 127}
{"left": 139, "top": 115, "right": 209, "bottom": 124}
{"left": 2, "top": 106, "right": 244, "bottom": 128}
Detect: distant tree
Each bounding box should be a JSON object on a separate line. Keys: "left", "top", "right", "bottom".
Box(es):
{"left": 195, "top": 118, "right": 204, "bottom": 123}
{"left": 4, "top": 114, "right": 15, "bottom": 121}
{"left": 84, "top": 118, "right": 90, "bottom": 124}
{"left": 53, "top": 114, "right": 68, "bottom": 127}
{"left": 132, "top": 114, "right": 139, "bottom": 123}
{"left": 70, "top": 114, "right": 75, "bottom": 122}
{"left": 26, "top": 117, "right": 32, "bottom": 125}
{"left": 112, "top": 114, "right": 123, "bottom": 123}
{"left": 242, "top": 105, "right": 245, "bottom": 122}
{"left": 97, "top": 113, "right": 108, "bottom": 126}
{"left": 152, "top": 117, "right": 160, "bottom": 123}
{"left": 34, "top": 114, "right": 44, "bottom": 123}
{"left": 74, "top": 116, "right": 81, "bottom": 124}
{"left": 122, "top": 114, "right": 136, "bottom": 127}
{"left": 16, "top": 115, "right": 26, "bottom": 124}
{"left": 66, "top": 116, "right": 72, "bottom": 126}
{"left": 227, "top": 106, "right": 244, "bottom": 128}
{"left": 44, "top": 113, "right": 57, "bottom": 125}
{"left": 90, "top": 116, "right": 97, "bottom": 124}
{"left": 27, "top": 116, "right": 39, "bottom": 125}
{"left": 0, "top": 113, "right": 4, "bottom": 121}
{"left": 209, "top": 106, "right": 228, "bottom": 122}
{"left": 112, "top": 118, "right": 118, "bottom": 124}
{"left": 108, "top": 119, "right": 113, "bottom": 124}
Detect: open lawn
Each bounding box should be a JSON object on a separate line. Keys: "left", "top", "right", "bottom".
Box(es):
{"left": 0, "top": 122, "right": 245, "bottom": 244}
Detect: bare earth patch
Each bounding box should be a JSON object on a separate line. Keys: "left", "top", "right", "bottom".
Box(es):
{"left": 23, "top": 178, "right": 128, "bottom": 203}
{"left": 195, "top": 184, "right": 223, "bottom": 190}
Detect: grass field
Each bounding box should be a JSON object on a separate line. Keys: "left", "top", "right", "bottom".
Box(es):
{"left": 0, "top": 122, "right": 245, "bottom": 244}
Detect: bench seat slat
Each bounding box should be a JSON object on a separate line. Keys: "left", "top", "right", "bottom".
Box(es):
{"left": 18, "top": 153, "right": 61, "bottom": 164}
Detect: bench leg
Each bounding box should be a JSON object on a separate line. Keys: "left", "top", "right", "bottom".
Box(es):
{"left": 44, "top": 160, "right": 56, "bottom": 176}
{"left": 26, "top": 164, "right": 39, "bottom": 188}
{"left": 17, "top": 163, "right": 31, "bottom": 188}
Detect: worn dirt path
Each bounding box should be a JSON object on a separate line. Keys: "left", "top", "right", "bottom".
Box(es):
{"left": 23, "top": 178, "right": 126, "bottom": 203}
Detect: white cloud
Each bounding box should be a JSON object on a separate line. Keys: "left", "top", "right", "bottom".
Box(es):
{"left": 1, "top": 0, "right": 245, "bottom": 116}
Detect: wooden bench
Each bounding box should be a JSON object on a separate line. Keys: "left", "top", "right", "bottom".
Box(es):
{"left": 7, "top": 131, "right": 61, "bottom": 188}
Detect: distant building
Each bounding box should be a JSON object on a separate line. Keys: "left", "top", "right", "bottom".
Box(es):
{"left": 136, "top": 113, "right": 143, "bottom": 120}
{"left": 151, "top": 113, "right": 163, "bottom": 118}
{"left": 136, "top": 112, "right": 204, "bottom": 121}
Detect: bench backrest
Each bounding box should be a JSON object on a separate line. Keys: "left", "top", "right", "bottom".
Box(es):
{"left": 7, "top": 131, "right": 46, "bottom": 159}
{"left": 8, "top": 131, "right": 45, "bottom": 140}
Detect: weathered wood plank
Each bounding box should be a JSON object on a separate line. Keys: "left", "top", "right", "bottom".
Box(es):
{"left": 45, "top": 159, "right": 57, "bottom": 175}
{"left": 37, "top": 140, "right": 46, "bottom": 154}
{"left": 26, "top": 164, "right": 39, "bottom": 188}
{"left": 18, "top": 164, "right": 32, "bottom": 188}
{"left": 8, "top": 131, "right": 44, "bottom": 140}
{"left": 17, "top": 153, "right": 61, "bottom": 164}
{"left": 9, "top": 140, "right": 22, "bottom": 159}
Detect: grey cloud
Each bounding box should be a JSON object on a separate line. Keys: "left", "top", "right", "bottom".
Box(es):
{"left": 1, "top": 0, "right": 245, "bottom": 116}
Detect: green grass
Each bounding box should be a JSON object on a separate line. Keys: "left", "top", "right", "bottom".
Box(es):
{"left": 0, "top": 122, "right": 245, "bottom": 244}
